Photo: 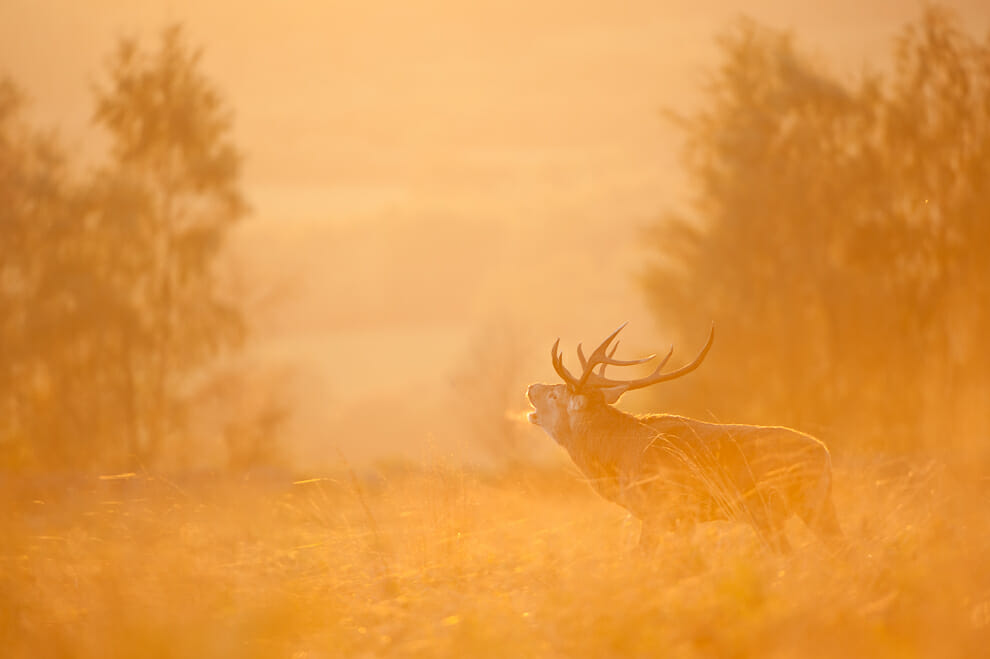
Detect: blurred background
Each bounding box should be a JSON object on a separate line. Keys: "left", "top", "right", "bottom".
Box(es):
{"left": 2, "top": 0, "right": 990, "bottom": 473}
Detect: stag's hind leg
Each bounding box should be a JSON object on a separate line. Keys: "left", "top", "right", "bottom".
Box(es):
{"left": 756, "top": 489, "right": 793, "bottom": 553}
{"left": 637, "top": 516, "right": 666, "bottom": 554}
{"left": 796, "top": 469, "right": 844, "bottom": 549}
{"left": 767, "top": 489, "right": 793, "bottom": 553}
{"left": 802, "top": 494, "right": 844, "bottom": 547}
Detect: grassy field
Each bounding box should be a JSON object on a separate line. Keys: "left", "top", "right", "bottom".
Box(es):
{"left": 2, "top": 455, "right": 989, "bottom": 658}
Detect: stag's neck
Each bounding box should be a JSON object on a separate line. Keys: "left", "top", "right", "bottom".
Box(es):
{"left": 565, "top": 404, "right": 655, "bottom": 466}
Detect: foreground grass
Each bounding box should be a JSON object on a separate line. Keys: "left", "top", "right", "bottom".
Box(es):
{"left": 2, "top": 456, "right": 989, "bottom": 658}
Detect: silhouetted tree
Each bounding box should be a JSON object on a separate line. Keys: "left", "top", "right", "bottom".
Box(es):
{"left": 0, "top": 78, "right": 79, "bottom": 466}
{"left": 644, "top": 7, "right": 990, "bottom": 456}
{"left": 0, "top": 26, "right": 246, "bottom": 470}
{"left": 90, "top": 25, "right": 247, "bottom": 464}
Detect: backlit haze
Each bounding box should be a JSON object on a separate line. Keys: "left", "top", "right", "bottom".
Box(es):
{"left": 9, "top": 3, "right": 990, "bottom": 657}
{"left": 4, "top": 0, "right": 989, "bottom": 465}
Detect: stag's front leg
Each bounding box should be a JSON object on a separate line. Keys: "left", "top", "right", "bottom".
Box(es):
{"left": 747, "top": 489, "right": 792, "bottom": 554}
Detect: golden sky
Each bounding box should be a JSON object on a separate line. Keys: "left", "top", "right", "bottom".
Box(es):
{"left": 7, "top": 0, "right": 987, "bottom": 232}
{"left": 4, "top": 0, "right": 989, "bottom": 463}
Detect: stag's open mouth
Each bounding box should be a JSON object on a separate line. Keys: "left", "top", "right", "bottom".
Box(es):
{"left": 527, "top": 410, "right": 539, "bottom": 424}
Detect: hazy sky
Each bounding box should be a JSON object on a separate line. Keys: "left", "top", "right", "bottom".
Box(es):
{"left": 4, "top": 0, "right": 989, "bottom": 463}
{"left": 5, "top": 0, "right": 988, "bottom": 232}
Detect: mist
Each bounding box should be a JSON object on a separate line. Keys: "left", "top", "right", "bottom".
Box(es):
{"left": 5, "top": 2, "right": 990, "bottom": 657}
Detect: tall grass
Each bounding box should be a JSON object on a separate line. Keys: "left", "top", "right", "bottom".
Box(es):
{"left": 2, "top": 455, "right": 989, "bottom": 657}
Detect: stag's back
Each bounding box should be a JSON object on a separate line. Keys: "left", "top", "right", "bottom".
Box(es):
{"left": 636, "top": 414, "right": 834, "bottom": 527}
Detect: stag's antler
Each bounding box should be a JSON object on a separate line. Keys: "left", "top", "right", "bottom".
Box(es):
{"left": 551, "top": 323, "right": 714, "bottom": 397}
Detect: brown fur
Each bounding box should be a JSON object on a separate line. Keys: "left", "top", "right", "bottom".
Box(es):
{"left": 527, "top": 383, "right": 842, "bottom": 552}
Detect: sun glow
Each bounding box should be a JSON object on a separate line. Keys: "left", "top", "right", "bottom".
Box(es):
{"left": 3, "top": 1, "right": 990, "bottom": 656}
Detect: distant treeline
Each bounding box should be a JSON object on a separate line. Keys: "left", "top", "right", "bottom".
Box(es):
{"left": 4, "top": 8, "right": 988, "bottom": 471}
{"left": 0, "top": 26, "right": 246, "bottom": 470}
{"left": 644, "top": 8, "right": 990, "bottom": 460}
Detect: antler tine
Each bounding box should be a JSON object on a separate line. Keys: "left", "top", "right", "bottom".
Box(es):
{"left": 587, "top": 323, "right": 715, "bottom": 393}
{"left": 581, "top": 344, "right": 672, "bottom": 387}
{"left": 551, "top": 338, "right": 582, "bottom": 390}
{"left": 576, "top": 324, "right": 623, "bottom": 374}
{"left": 579, "top": 340, "right": 638, "bottom": 371}
{"left": 563, "top": 323, "right": 660, "bottom": 391}
{"left": 576, "top": 323, "right": 632, "bottom": 390}
{"left": 597, "top": 341, "right": 620, "bottom": 376}
{"left": 552, "top": 323, "right": 712, "bottom": 396}
{"left": 653, "top": 344, "right": 675, "bottom": 372}
{"left": 601, "top": 351, "right": 657, "bottom": 367}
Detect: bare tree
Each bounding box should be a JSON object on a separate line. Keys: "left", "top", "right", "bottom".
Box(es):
{"left": 526, "top": 324, "right": 842, "bottom": 553}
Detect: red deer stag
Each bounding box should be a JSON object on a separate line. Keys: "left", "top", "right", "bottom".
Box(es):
{"left": 526, "top": 323, "right": 842, "bottom": 553}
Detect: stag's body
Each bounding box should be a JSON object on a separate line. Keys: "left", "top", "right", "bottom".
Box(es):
{"left": 527, "top": 324, "right": 842, "bottom": 553}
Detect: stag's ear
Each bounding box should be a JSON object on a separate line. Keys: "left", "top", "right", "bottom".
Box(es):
{"left": 599, "top": 385, "right": 629, "bottom": 405}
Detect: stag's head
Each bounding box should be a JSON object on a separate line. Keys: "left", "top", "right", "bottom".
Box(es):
{"left": 526, "top": 323, "right": 714, "bottom": 440}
